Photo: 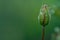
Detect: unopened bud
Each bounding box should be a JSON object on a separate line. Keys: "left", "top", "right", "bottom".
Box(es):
{"left": 38, "top": 4, "right": 51, "bottom": 26}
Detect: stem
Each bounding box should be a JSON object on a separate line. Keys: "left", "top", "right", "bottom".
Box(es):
{"left": 42, "top": 26, "right": 45, "bottom": 40}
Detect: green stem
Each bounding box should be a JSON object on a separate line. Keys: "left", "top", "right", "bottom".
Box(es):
{"left": 42, "top": 26, "right": 45, "bottom": 40}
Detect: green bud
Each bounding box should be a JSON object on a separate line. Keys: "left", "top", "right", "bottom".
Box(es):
{"left": 38, "top": 4, "right": 51, "bottom": 26}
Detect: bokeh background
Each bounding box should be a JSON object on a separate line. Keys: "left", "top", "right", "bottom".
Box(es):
{"left": 0, "top": 0, "right": 60, "bottom": 40}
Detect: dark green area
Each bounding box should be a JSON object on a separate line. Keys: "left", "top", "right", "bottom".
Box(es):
{"left": 0, "top": 0, "right": 60, "bottom": 40}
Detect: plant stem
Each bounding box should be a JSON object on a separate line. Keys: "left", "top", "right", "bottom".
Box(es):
{"left": 42, "top": 26, "right": 45, "bottom": 40}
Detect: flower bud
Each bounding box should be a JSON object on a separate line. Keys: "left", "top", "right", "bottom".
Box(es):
{"left": 38, "top": 4, "right": 51, "bottom": 26}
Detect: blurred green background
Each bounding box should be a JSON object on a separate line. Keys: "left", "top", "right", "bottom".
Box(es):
{"left": 0, "top": 0, "right": 60, "bottom": 40}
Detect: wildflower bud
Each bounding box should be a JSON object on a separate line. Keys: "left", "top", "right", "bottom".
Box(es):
{"left": 38, "top": 4, "right": 51, "bottom": 26}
